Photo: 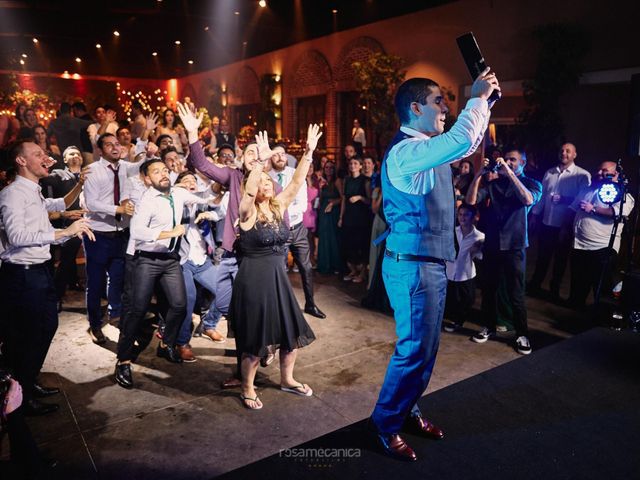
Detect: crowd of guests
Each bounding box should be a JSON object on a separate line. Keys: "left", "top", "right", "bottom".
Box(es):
{"left": 0, "top": 95, "right": 635, "bottom": 472}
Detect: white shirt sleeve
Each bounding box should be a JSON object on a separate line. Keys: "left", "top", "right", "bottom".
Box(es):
{"left": 387, "top": 98, "right": 490, "bottom": 194}
{"left": 130, "top": 194, "right": 163, "bottom": 242}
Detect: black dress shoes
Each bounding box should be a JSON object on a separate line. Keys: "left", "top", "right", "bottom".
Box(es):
{"left": 115, "top": 363, "right": 134, "bottom": 389}
{"left": 407, "top": 413, "right": 445, "bottom": 440}
{"left": 377, "top": 433, "right": 417, "bottom": 461}
{"left": 23, "top": 399, "right": 59, "bottom": 416}
{"left": 33, "top": 383, "right": 60, "bottom": 398}
{"left": 157, "top": 344, "right": 183, "bottom": 363}
{"left": 304, "top": 304, "right": 326, "bottom": 319}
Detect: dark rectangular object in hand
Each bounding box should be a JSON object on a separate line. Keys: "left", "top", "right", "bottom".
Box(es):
{"left": 456, "top": 32, "right": 500, "bottom": 103}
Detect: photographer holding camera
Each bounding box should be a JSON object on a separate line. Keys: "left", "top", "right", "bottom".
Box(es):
{"left": 466, "top": 149, "right": 542, "bottom": 354}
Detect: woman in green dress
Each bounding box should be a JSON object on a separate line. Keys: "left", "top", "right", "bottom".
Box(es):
{"left": 316, "top": 160, "right": 343, "bottom": 275}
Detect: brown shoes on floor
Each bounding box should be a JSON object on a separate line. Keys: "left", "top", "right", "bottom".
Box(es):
{"left": 202, "top": 329, "right": 226, "bottom": 343}
{"left": 176, "top": 344, "right": 197, "bottom": 363}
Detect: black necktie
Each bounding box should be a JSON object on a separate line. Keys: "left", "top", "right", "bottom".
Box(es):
{"left": 109, "top": 165, "right": 121, "bottom": 221}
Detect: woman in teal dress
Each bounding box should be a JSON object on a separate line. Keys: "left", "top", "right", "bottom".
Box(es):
{"left": 316, "top": 160, "right": 343, "bottom": 274}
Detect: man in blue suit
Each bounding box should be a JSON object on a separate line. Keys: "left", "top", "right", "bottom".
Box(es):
{"left": 371, "top": 67, "right": 499, "bottom": 461}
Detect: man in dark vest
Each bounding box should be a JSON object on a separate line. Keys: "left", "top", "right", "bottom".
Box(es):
{"left": 370, "top": 68, "right": 499, "bottom": 461}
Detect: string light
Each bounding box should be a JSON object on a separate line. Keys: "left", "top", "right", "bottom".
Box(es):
{"left": 259, "top": 0, "right": 267, "bottom": 7}
{"left": 113, "top": 31, "right": 120, "bottom": 36}
{"left": 96, "top": 44, "right": 102, "bottom": 49}
{"left": 32, "top": 37, "right": 38, "bottom": 43}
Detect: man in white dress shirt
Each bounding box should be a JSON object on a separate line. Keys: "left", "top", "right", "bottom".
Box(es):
{"left": 0, "top": 140, "right": 94, "bottom": 415}
{"left": 529, "top": 143, "right": 590, "bottom": 300}
{"left": 82, "top": 133, "right": 137, "bottom": 344}
{"left": 114, "top": 160, "right": 211, "bottom": 388}
{"left": 268, "top": 144, "right": 325, "bottom": 319}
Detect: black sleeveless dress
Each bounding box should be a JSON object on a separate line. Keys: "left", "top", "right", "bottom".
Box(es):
{"left": 230, "top": 220, "right": 316, "bottom": 357}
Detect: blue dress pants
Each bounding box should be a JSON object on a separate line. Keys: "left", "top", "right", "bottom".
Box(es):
{"left": 371, "top": 256, "right": 447, "bottom": 435}
{"left": 83, "top": 231, "right": 127, "bottom": 329}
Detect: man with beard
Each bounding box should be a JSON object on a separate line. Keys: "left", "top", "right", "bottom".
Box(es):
{"left": 268, "top": 143, "right": 325, "bottom": 319}
{"left": 114, "top": 159, "right": 211, "bottom": 388}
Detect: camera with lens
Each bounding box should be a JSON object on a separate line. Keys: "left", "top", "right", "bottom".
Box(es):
{"left": 486, "top": 158, "right": 500, "bottom": 173}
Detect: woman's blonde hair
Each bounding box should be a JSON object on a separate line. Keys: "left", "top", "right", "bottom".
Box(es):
{"left": 242, "top": 171, "right": 282, "bottom": 223}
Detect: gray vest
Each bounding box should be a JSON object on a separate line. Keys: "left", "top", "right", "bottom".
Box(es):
{"left": 381, "top": 130, "right": 456, "bottom": 261}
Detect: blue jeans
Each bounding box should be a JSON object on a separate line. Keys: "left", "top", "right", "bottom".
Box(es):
{"left": 371, "top": 256, "right": 447, "bottom": 435}
{"left": 177, "top": 259, "right": 221, "bottom": 345}
{"left": 214, "top": 255, "right": 238, "bottom": 318}
{"left": 83, "top": 232, "right": 127, "bottom": 329}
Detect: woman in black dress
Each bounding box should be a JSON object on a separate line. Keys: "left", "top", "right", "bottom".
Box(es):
{"left": 338, "top": 157, "right": 372, "bottom": 283}
{"left": 231, "top": 125, "right": 322, "bottom": 410}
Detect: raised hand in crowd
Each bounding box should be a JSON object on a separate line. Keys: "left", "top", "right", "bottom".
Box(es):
{"left": 254, "top": 130, "right": 273, "bottom": 161}
{"left": 176, "top": 102, "right": 203, "bottom": 144}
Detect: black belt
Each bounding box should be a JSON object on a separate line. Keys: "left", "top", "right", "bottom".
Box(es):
{"left": 289, "top": 222, "right": 303, "bottom": 231}
{"left": 1, "top": 262, "right": 48, "bottom": 270}
{"left": 135, "top": 250, "right": 180, "bottom": 261}
{"left": 95, "top": 229, "right": 129, "bottom": 238}
{"left": 384, "top": 249, "right": 445, "bottom": 265}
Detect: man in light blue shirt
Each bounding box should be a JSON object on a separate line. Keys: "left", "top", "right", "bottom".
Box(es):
{"left": 371, "top": 69, "right": 497, "bottom": 461}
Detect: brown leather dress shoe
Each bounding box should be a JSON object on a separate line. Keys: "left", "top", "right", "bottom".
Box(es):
{"left": 377, "top": 433, "right": 417, "bottom": 461}
{"left": 203, "top": 329, "right": 226, "bottom": 343}
{"left": 176, "top": 344, "right": 197, "bottom": 363}
{"left": 409, "top": 414, "right": 445, "bottom": 440}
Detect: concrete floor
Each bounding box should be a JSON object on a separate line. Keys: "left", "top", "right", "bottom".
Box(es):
{"left": 1, "top": 268, "right": 585, "bottom": 479}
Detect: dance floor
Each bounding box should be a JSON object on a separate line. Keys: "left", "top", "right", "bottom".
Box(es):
{"left": 220, "top": 327, "right": 640, "bottom": 480}
{"left": 1, "top": 270, "right": 603, "bottom": 479}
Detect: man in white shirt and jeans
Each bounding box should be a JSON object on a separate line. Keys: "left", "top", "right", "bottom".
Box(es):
{"left": 0, "top": 140, "right": 94, "bottom": 415}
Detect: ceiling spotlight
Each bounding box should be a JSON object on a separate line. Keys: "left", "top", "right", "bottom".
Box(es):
{"left": 21, "top": 53, "right": 27, "bottom": 58}
{"left": 75, "top": 57, "right": 82, "bottom": 63}
{"left": 32, "top": 37, "right": 38, "bottom": 43}
{"left": 113, "top": 30, "right": 120, "bottom": 37}
{"left": 96, "top": 43, "right": 102, "bottom": 49}
{"left": 175, "top": 40, "right": 181, "bottom": 45}
{"left": 152, "top": 52, "right": 158, "bottom": 56}
{"left": 258, "top": 0, "right": 266, "bottom": 7}
{"left": 188, "top": 60, "right": 194, "bottom": 64}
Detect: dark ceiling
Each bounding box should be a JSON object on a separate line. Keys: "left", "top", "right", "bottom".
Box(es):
{"left": 0, "top": 0, "right": 455, "bottom": 79}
